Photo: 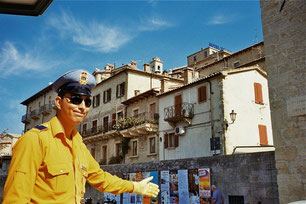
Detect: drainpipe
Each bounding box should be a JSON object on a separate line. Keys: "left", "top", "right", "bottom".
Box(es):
{"left": 208, "top": 80, "right": 215, "bottom": 155}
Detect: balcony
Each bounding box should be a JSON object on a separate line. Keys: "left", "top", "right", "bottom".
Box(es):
{"left": 164, "top": 102, "right": 194, "bottom": 125}
{"left": 82, "top": 112, "right": 159, "bottom": 143}
{"left": 40, "top": 103, "right": 53, "bottom": 115}
{"left": 116, "top": 112, "right": 159, "bottom": 137}
{"left": 30, "top": 109, "right": 40, "bottom": 120}
{"left": 21, "top": 114, "right": 31, "bottom": 123}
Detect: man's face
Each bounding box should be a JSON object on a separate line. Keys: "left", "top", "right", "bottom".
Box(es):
{"left": 57, "top": 93, "right": 91, "bottom": 126}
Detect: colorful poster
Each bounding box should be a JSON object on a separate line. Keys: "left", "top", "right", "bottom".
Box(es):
{"left": 135, "top": 172, "right": 143, "bottom": 204}
{"left": 198, "top": 168, "right": 211, "bottom": 202}
{"left": 130, "top": 173, "right": 137, "bottom": 204}
{"left": 103, "top": 193, "right": 120, "bottom": 204}
{"left": 160, "top": 170, "right": 170, "bottom": 204}
{"left": 178, "top": 169, "right": 189, "bottom": 204}
{"left": 123, "top": 173, "right": 130, "bottom": 204}
{"left": 142, "top": 172, "right": 151, "bottom": 204}
{"left": 150, "top": 171, "right": 159, "bottom": 204}
{"left": 188, "top": 169, "right": 200, "bottom": 204}
{"left": 169, "top": 170, "right": 179, "bottom": 204}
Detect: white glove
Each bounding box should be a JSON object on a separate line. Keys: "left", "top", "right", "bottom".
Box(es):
{"left": 132, "top": 176, "right": 159, "bottom": 197}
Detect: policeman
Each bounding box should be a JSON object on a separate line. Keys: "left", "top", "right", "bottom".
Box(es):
{"left": 3, "top": 70, "right": 159, "bottom": 203}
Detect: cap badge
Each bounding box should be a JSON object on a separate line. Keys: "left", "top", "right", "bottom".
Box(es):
{"left": 79, "top": 71, "right": 88, "bottom": 86}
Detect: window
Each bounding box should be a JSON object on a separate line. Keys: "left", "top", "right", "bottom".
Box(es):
{"left": 193, "top": 56, "right": 197, "bottom": 61}
{"left": 150, "top": 103, "right": 156, "bottom": 119}
{"left": 38, "top": 101, "right": 41, "bottom": 107}
{"left": 149, "top": 137, "right": 156, "bottom": 154}
{"left": 111, "top": 113, "right": 116, "bottom": 127}
{"left": 258, "top": 125, "right": 268, "bottom": 145}
{"left": 117, "top": 111, "right": 123, "bottom": 119}
{"left": 102, "top": 146, "right": 107, "bottom": 163}
{"left": 115, "top": 143, "right": 121, "bottom": 157}
{"left": 92, "top": 120, "right": 97, "bottom": 133}
{"left": 157, "top": 65, "right": 160, "bottom": 70}
{"left": 174, "top": 95, "right": 182, "bottom": 116}
{"left": 164, "top": 133, "right": 179, "bottom": 148}
{"left": 254, "top": 83, "right": 263, "bottom": 104}
{"left": 132, "top": 140, "right": 138, "bottom": 156}
{"left": 90, "top": 147, "right": 95, "bottom": 159}
{"left": 82, "top": 123, "right": 87, "bottom": 135}
{"left": 103, "top": 116, "right": 109, "bottom": 132}
{"left": 103, "top": 89, "right": 111, "bottom": 103}
{"left": 133, "top": 109, "right": 139, "bottom": 118}
{"left": 233, "top": 61, "right": 240, "bottom": 68}
{"left": 93, "top": 94, "right": 100, "bottom": 108}
{"left": 229, "top": 195, "right": 244, "bottom": 204}
{"left": 116, "top": 82, "right": 125, "bottom": 98}
{"left": 204, "top": 51, "right": 208, "bottom": 57}
{"left": 198, "top": 86, "right": 207, "bottom": 103}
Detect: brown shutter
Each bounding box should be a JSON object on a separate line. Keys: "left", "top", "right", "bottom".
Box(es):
{"left": 122, "top": 82, "right": 125, "bottom": 96}
{"left": 103, "top": 91, "right": 106, "bottom": 103}
{"left": 93, "top": 95, "right": 96, "bottom": 107}
{"left": 258, "top": 125, "right": 268, "bottom": 145}
{"left": 174, "top": 134, "right": 179, "bottom": 147}
{"left": 254, "top": 83, "right": 263, "bottom": 104}
{"left": 112, "top": 113, "right": 116, "bottom": 127}
{"left": 97, "top": 94, "right": 100, "bottom": 106}
{"left": 198, "top": 87, "right": 201, "bottom": 102}
{"left": 198, "top": 86, "right": 207, "bottom": 102}
{"left": 116, "top": 84, "right": 119, "bottom": 98}
{"left": 164, "top": 133, "right": 168, "bottom": 148}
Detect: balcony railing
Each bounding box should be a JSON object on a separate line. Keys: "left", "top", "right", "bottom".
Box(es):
{"left": 21, "top": 114, "right": 31, "bottom": 123}
{"left": 40, "top": 103, "right": 53, "bottom": 115}
{"left": 30, "top": 109, "right": 40, "bottom": 120}
{"left": 81, "top": 112, "right": 159, "bottom": 138}
{"left": 164, "top": 102, "right": 194, "bottom": 122}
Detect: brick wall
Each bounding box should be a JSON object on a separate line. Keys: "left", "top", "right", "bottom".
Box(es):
{"left": 260, "top": 0, "right": 306, "bottom": 203}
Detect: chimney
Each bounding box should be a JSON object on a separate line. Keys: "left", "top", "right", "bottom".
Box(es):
{"left": 184, "top": 68, "right": 193, "bottom": 84}
{"left": 161, "top": 78, "right": 170, "bottom": 93}
{"left": 93, "top": 69, "right": 103, "bottom": 84}
{"left": 129, "top": 61, "right": 137, "bottom": 69}
{"left": 143, "top": 64, "right": 150, "bottom": 72}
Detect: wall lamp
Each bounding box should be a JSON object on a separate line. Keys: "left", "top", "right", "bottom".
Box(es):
{"left": 224, "top": 110, "right": 237, "bottom": 130}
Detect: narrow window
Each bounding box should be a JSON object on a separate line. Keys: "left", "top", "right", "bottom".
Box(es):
{"left": 132, "top": 140, "right": 138, "bottom": 156}
{"left": 103, "top": 89, "right": 111, "bottom": 103}
{"left": 133, "top": 109, "right": 139, "bottom": 118}
{"left": 115, "top": 143, "right": 121, "bottom": 157}
{"left": 82, "top": 123, "right": 87, "bottom": 135}
{"left": 149, "top": 137, "right": 156, "bottom": 154}
{"left": 116, "top": 82, "right": 125, "bottom": 98}
{"left": 164, "top": 133, "right": 168, "bottom": 148}
{"left": 92, "top": 120, "right": 97, "bottom": 133}
{"left": 93, "top": 94, "right": 100, "bottom": 108}
{"left": 254, "top": 83, "right": 263, "bottom": 104}
{"left": 102, "top": 146, "right": 107, "bottom": 164}
{"left": 103, "top": 116, "right": 109, "bottom": 132}
{"left": 198, "top": 86, "right": 207, "bottom": 103}
{"left": 258, "top": 125, "right": 268, "bottom": 145}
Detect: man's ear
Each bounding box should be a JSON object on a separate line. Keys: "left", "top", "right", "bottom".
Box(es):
{"left": 55, "top": 96, "right": 62, "bottom": 110}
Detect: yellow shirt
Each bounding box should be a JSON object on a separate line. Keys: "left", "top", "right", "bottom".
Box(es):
{"left": 3, "top": 116, "right": 134, "bottom": 204}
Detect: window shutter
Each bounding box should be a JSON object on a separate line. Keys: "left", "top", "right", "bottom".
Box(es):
{"left": 198, "top": 87, "right": 201, "bottom": 102}
{"left": 254, "top": 83, "right": 263, "bottom": 104}
{"left": 122, "top": 82, "right": 125, "bottom": 96}
{"left": 198, "top": 86, "right": 207, "bottom": 102}
{"left": 109, "top": 89, "right": 112, "bottom": 101}
{"left": 97, "top": 94, "right": 100, "bottom": 106}
{"left": 116, "top": 84, "right": 119, "bottom": 98}
{"left": 258, "top": 125, "right": 268, "bottom": 145}
{"left": 164, "top": 133, "right": 168, "bottom": 148}
{"left": 174, "top": 134, "right": 179, "bottom": 147}
{"left": 202, "top": 86, "right": 207, "bottom": 101}
{"left": 93, "top": 96, "right": 96, "bottom": 107}
{"left": 103, "top": 91, "right": 106, "bottom": 103}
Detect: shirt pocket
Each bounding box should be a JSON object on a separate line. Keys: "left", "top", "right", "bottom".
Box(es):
{"left": 80, "top": 164, "right": 88, "bottom": 195}
{"left": 46, "top": 163, "right": 73, "bottom": 194}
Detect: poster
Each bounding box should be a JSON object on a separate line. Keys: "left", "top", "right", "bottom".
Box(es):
{"left": 135, "top": 172, "right": 143, "bottom": 204}
{"left": 188, "top": 169, "right": 199, "bottom": 204}
{"left": 142, "top": 172, "right": 151, "bottom": 204}
{"left": 160, "top": 170, "right": 170, "bottom": 204}
{"left": 150, "top": 171, "right": 159, "bottom": 204}
{"left": 178, "top": 169, "right": 189, "bottom": 204}
{"left": 104, "top": 193, "right": 121, "bottom": 204}
{"left": 129, "top": 173, "right": 137, "bottom": 204}
{"left": 169, "top": 170, "right": 179, "bottom": 204}
{"left": 198, "top": 168, "right": 211, "bottom": 203}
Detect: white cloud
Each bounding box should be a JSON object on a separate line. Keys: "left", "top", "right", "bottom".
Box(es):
{"left": 207, "top": 14, "right": 234, "bottom": 25}
{"left": 47, "top": 11, "right": 132, "bottom": 53}
{"left": 0, "top": 42, "right": 51, "bottom": 76}
{"left": 138, "top": 17, "right": 173, "bottom": 31}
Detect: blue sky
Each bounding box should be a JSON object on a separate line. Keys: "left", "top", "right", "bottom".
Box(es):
{"left": 0, "top": 0, "right": 263, "bottom": 134}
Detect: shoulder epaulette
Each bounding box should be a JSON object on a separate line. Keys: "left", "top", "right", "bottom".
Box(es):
{"left": 35, "top": 125, "right": 47, "bottom": 131}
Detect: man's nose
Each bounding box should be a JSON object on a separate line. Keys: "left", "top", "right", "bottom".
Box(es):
{"left": 78, "top": 99, "right": 86, "bottom": 109}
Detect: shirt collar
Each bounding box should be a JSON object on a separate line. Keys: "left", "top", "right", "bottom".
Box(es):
{"left": 50, "top": 116, "right": 78, "bottom": 139}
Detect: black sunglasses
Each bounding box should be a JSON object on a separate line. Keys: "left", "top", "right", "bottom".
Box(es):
{"left": 63, "top": 95, "right": 92, "bottom": 107}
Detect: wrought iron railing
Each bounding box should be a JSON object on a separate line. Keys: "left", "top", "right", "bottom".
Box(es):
{"left": 21, "top": 114, "right": 31, "bottom": 123}
{"left": 81, "top": 112, "right": 159, "bottom": 137}
{"left": 164, "top": 102, "right": 194, "bottom": 121}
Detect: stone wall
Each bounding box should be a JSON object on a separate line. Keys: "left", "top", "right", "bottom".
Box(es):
{"left": 260, "top": 0, "right": 306, "bottom": 203}
{"left": 84, "top": 151, "right": 278, "bottom": 204}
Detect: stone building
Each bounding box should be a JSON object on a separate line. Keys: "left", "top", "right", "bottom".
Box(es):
{"left": 260, "top": 0, "right": 306, "bottom": 203}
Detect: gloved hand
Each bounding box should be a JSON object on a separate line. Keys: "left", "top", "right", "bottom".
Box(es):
{"left": 132, "top": 176, "right": 159, "bottom": 197}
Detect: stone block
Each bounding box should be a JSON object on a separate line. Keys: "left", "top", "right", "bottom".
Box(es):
{"left": 275, "top": 146, "right": 297, "bottom": 161}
